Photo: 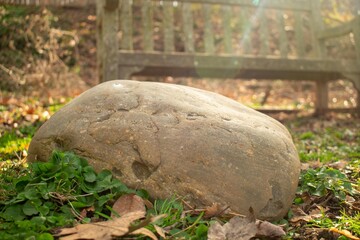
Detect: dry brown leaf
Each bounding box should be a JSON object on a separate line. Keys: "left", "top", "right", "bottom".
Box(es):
{"left": 290, "top": 205, "right": 323, "bottom": 223}
{"left": 208, "top": 207, "right": 285, "bottom": 240}
{"left": 144, "top": 198, "right": 154, "bottom": 209}
{"left": 208, "top": 216, "right": 257, "bottom": 240}
{"left": 330, "top": 227, "right": 360, "bottom": 240}
{"left": 154, "top": 225, "right": 167, "bottom": 238}
{"left": 204, "top": 203, "right": 225, "bottom": 219}
{"left": 208, "top": 221, "right": 226, "bottom": 240}
{"left": 111, "top": 194, "right": 146, "bottom": 218}
{"left": 131, "top": 227, "right": 158, "bottom": 240}
{"left": 208, "top": 208, "right": 257, "bottom": 240}
{"left": 289, "top": 215, "right": 314, "bottom": 223}
{"left": 255, "top": 220, "right": 286, "bottom": 238}
{"left": 57, "top": 211, "right": 145, "bottom": 240}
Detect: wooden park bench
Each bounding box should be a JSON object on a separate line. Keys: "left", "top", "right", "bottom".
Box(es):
{"left": 96, "top": 0, "right": 360, "bottom": 115}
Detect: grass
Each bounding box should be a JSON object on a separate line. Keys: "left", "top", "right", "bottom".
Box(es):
{"left": 0, "top": 99, "right": 359, "bottom": 239}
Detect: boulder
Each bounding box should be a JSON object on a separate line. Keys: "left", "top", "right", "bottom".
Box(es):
{"left": 28, "top": 80, "right": 300, "bottom": 220}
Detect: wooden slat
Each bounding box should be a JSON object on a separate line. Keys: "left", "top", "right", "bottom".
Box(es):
{"left": 102, "top": 0, "right": 119, "bottom": 81}
{"left": 222, "top": 5, "right": 233, "bottom": 54}
{"left": 117, "top": 52, "right": 359, "bottom": 74}
{"left": 259, "top": 10, "right": 270, "bottom": 56}
{"left": 277, "top": 11, "right": 288, "bottom": 58}
{"left": 163, "top": 1, "right": 175, "bottom": 52}
{"left": 182, "top": 2, "right": 195, "bottom": 53}
{"left": 240, "top": 8, "right": 252, "bottom": 55}
{"left": 294, "top": 11, "right": 305, "bottom": 58}
{"left": 353, "top": 17, "right": 360, "bottom": 64}
{"left": 120, "top": 0, "right": 133, "bottom": 50}
{"left": 203, "top": 4, "right": 215, "bottom": 54}
{"left": 142, "top": 1, "right": 154, "bottom": 51}
{"left": 157, "top": 0, "right": 311, "bottom": 11}
{"left": 0, "top": 0, "right": 95, "bottom": 6}
{"left": 96, "top": 0, "right": 104, "bottom": 81}
{"left": 310, "top": 0, "right": 326, "bottom": 58}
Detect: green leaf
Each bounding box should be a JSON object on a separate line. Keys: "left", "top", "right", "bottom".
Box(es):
{"left": 38, "top": 205, "right": 50, "bottom": 216}
{"left": 97, "top": 170, "right": 112, "bottom": 182}
{"left": 1, "top": 205, "right": 26, "bottom": 221}
{"left": 24, "top": 187, "right": 39, "bottom": 200}
{"left": 136, "top": 189, "right": 149, "bottom": 199}
{"left": 23, "top": 200, "right": 39, "bottom": 216}
{"left": 96, "top": 195, "right": 111, "bottom": 208}
{"left": 15, "top": 177, "right": 30, "bottom": 192}
{"left": 38, "top": 233, "right": 54, "bottom": 240}
{"left": 83, "top": 166, "right": 97, "bottom": 183}
{"left": 195, "top": 224, "right": 208, "bottom": 238}
{"left": 31, "top": 216, "right": 46, "bottom": 226}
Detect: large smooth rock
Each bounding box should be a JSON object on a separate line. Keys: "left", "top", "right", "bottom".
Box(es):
{"left": 28, "top": 80, "right": 300, "bottom": 220}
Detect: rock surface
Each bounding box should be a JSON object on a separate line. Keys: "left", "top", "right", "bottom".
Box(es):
{"left": 28, "top": 80, "right": 300, "bottom": 220}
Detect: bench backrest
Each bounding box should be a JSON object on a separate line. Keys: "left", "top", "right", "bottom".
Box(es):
{"left": 115, "top": 0, "right": 323, "bottom": 59}
{"left": 96, "top": 0, "right": 360, "bottom": 82}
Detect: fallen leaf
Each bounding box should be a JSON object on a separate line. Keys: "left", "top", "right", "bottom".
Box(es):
{"left": 111, "top": 194, "right": 146, "bottom": 218}
{"left": 207, "top": 207, "right": 285, "bottom": 240}
{"left": 208, "top": 208, "right": 257, "bottom": 240}
{"left": 208, "top": 221, "right": 226, "bottom": 240}
{"left": 56, "top": 211, "right": 153, "bottom": 240}
{"left": 131, "top": 227, "right": 158, "bottom": 240}
{"left": 154, "top": 225, "right": 167, "bottom": 238}
{"left": 144, "top": 198, "right": 154, "bottom": 209}
{"left": 289, "top": 214, "right": 315, "bottom": 223}
{"left": 204, "top": 203, "right": 226, "bottom": 219}
{"left": 289, "top": 205, "right": 323, "bottom": 223}
{"left": 330, "top": 227, "right": 360, "bottom": 240}
{"left": 223, "top": 216, "right": 258, "bottom": 240}
{"left": 255, "top": 220, "right": 286, "bottom": 238}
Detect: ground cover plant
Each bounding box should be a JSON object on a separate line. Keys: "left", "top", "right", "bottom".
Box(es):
{"left": 0, "top": 96, "right": 359, "bottom": 239}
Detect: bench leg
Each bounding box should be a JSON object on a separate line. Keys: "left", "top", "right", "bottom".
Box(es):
{"left": 315, "top": 81, "right": 328, "bottom": 116}
{"left": 343, "top": 74, "right": 360, "bottom": 115}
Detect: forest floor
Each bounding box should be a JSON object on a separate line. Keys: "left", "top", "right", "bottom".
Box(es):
{"left": 0, "top": 4, "right": 359, "bottom": 240}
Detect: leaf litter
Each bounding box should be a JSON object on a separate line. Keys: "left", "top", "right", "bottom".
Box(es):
{"left": 110, "top": 193, "right": 146, "bottom": 218}
{"left": 56, "top": 211, "right": 165, "bottom": 240}
{"left": 208, "top": 207, "right": 285, "bottom": 240}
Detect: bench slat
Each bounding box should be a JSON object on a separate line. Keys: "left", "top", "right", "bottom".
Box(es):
{"left": 294, "top": 11, "right": 305, "bottom": 58}
{"left": 354, "top": 17, "right": 360, "bottom": 63}
{"left": 203, "top": 4, "right": 215, "bottom": 54}
{"left": 102, "top": 0, "right": 119, "bottom": 80}
{"left": 182, "top": 2, "right": 195, "bottom": 53}
{"left": 120, "top": 0, "right": 133, "bottom": 50}
{"left": 222, "top": 5, "right": 233, "bottom": 54}
{"left": 240, "top": 8, "right": 252, "bottom": 55}
{"left": 259, "top": 10, "right": 270, "bottom": 56}
{"left": 277, "top": 11, "right": 288, "bottom": 58}
{"left": 157, "top": 0, "right": 311, "bottom": 11}
{"left": 163, "top": 1, "right": 175, "bottom": 52}
{"left": 117, "top": 52, "right": 359, "bottom": 78}
{"left": 310, "top": 0, "right": 326, "bottom": 58}
{"left": 142, "top": 1, "right": 154, "bottom": 51}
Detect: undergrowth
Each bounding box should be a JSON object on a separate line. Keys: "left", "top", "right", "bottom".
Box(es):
{"left": 0, "top": 151, "right": 138, "bottom": 239}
